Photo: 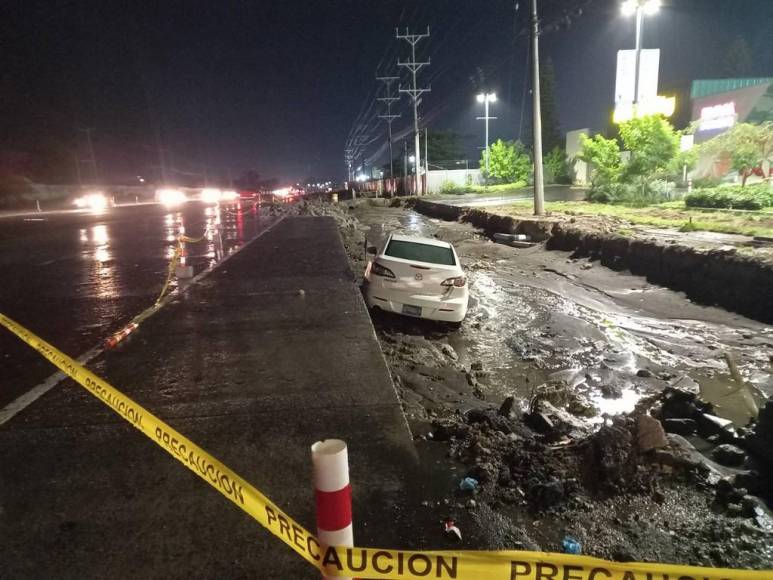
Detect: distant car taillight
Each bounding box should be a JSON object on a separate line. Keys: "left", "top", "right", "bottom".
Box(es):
{"left": 441, "top": 276, "right": 466, "bottom": 288}
{"left": 371, "top": 262, "right": 396, "bottom": 278}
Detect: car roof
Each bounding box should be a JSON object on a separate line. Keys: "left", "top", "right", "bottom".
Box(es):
{"left": 388, "top": 233, "right": 453, "bottom": 249}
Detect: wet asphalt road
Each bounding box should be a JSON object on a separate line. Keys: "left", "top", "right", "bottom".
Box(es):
{"left": 0, "top": 201, "right": 276, "bottom": 410}
{"left": 0, "top": 216, "right": 416, "bottom": 579}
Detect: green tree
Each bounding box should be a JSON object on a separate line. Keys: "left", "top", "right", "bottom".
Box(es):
{"left": 540, "top": 58, "right": 563, "bottom": 153}
{"left": 702, "top": 122, "right": 773, "bottom": 186}
{"left": 481, "top": 139, "right": 531, "bottom": 184}
{"left": 578, "top": 133, "right": 621, "bottom": 187}
{"left": 544, "top": 146, "right": 572, "bottom": 184}
{"left": 618, "top": 115, "right": 680, "bottom": 181}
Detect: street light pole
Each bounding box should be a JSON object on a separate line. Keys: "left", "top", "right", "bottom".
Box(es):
{"left": 633, "top": 4, "right": 643, "bottom": 106}
{"left": 622, "top": 0, "right": 661, "bottom": 110}
{"left": 476, "top": 93, "right": 497, "bottom": 176}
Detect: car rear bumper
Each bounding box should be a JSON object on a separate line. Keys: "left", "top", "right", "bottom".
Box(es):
{"left": 364, "top": 282, "right": 468, "bottom": 323}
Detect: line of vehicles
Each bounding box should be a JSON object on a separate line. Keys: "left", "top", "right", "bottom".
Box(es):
{"left": 71, "top": 186, "right": 305, "bottom": 211}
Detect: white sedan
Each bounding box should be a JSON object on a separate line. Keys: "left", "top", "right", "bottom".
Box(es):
{"left": 363, "top": 233, "right": 469, "bottom": 324}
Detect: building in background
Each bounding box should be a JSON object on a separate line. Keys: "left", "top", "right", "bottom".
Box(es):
{"left": 691, "top": 78, "right": 773, "bottom": 144}
{"left": 565, "top": 129, "right": 590, "bottom": 186}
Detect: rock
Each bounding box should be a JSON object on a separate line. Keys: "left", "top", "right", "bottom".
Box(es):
{"left": 713, "top": 444, "right": 746, "bottom": 467}
{"left": 580, "top": 263, "right": 593, "bottom": 270}
{"left": 636, "top": 369, "right": 653, "bottom": 378}
{"left": 599, "top": 383, "right": 623, "bottom": 399}
{"left": 697, "top": 413, "right": 736, "bottom": 441}
{"left": 527, "top": 479, "right": 564, "bottom": 510}
{"left": 741, "top": 495, "right": 760, "bottom": 518}
{"left": 636, "top": 414, "right": 669, "bottom": 451}
{"left": 465, "top": 408, "right": 489, "bottom": 425}
{"left": 466, "top": 499, "right": 477, "bottom": 509}
{"left": 440, "top": 344, "right": 458, "bottom": 361}
{"left": 663, "top": 418, "right": 698, "bottom": 436}
{"left": 498, "top": 396, "right": 516, "bottom": 418}
{"left": 663, "top": 434, "right": 705, "bottom": 468}
{"left": 497, "top": 466, "right": 512, "bottom": 486}
{"left": 525, "top": 412, "right": 554, "bottom": 434}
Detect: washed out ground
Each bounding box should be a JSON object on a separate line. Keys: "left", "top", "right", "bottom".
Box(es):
{"left": 277, "top": 199, "right": 773, "bottom": 570}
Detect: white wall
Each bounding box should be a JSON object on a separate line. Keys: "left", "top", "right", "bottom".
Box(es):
{"left": 565, "top": 128, "right": 590, "bottom": 186}
{"left": 426, "top": 168, "right": 483, "bottom": 193}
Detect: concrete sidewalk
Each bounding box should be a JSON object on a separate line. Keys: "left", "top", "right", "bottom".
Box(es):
{"left": 0, "top": 216, "right": 417, "bottom": 579}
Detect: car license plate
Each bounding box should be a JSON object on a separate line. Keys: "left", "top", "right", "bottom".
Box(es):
{"left": 402, "top": 304, "right": 422, "bottom": 317}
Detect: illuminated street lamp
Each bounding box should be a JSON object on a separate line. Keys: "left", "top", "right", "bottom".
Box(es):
{"left": 476, "top": 93, "right": 497, "bottom": 175}
{"left": 621, "top": 0, "right": 661, "bottom": 107}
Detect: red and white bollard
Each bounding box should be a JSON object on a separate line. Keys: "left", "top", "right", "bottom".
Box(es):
{"left": 312, "top": 439, "right": 353, "bottom": 580}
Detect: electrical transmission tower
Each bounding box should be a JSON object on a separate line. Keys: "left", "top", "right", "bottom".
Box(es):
{"left": 344, "top": 148, "right": 354, "bottom": 182}
{"left": 396, "top": 26, "right": 430, "bottom": 195}
{"left": 376, "top": 75, "right": 401, "bottom": 180}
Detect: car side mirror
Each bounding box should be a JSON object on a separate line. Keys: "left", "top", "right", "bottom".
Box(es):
{"left": 366, "top": 245, "right": 378, "bottom": 255}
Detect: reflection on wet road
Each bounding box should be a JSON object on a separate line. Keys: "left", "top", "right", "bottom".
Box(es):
{"left": 0, "top": 201, "right": 276, "bottom": 409}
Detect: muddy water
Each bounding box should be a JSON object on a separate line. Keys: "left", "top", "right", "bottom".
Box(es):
{"left": 356, "top": 205, "right": 773, "bottom": 424}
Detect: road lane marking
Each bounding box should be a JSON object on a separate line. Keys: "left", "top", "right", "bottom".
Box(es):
{"left": 0, "top": 217, "right": 284, "bottom": 426}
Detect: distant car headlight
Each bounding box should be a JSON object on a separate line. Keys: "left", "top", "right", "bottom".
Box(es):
{"left": 73, "top": 192, "right": 108, "bottom": 211}
{"left": 157, "top": 188, "right": 187, "bottom": 206}
{"left": 220, "top": 190, "right": 239, "bottom": 201}
{"left": 200, "top": 188, "right": 222, "bottom": 203}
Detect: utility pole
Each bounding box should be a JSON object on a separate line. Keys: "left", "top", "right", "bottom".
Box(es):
{"left": 403, "top": 141, "right": 408, "bottom": 184}
{"left": 377, "top": 76, "right": 401, "bottom": 180}
{"left": 424, "top": 127, "right": 428, "bottom": 176}
{"left": 397, "top": 26, "right": 430, "bottom": 196}
{"left": 530, "top": 0, "right": 545, "bottom": 216}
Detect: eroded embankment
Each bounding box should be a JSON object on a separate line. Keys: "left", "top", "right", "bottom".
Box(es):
{"left": 410, "top": 199, "right": 773, "bottom": 324}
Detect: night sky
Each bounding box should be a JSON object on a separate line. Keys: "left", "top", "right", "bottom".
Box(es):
{"left": 2, "top": 0, "right": 771, "bottom": 184}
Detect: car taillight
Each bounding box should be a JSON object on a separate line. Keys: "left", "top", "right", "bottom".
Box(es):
{"left": 371, "top": 262, "right": 396, "bottom": 278}
{"left": 441, "top": 276, "right": 466, "bottom": 288}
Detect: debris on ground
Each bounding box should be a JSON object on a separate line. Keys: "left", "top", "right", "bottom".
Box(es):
{"left": 283, "top": 198, "right": 773, "bottom": 570}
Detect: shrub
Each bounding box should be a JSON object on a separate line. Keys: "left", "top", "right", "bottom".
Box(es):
{"left": 586, "top": 179, "right": 677, "bottom": 207}
{"left": 691, "top": 175, "right": 723, "bottom": 190}
{"left": 544, "top": 147, "right": 572, "bottom": 184}
{"left": 439, "top": 180, "right": 465, "bottom": 195}
{"left": 481, "top": 139, "right": 532, "bottom": 184}
{"left": 685, "top": 184, "right": 773, "bottom": 210}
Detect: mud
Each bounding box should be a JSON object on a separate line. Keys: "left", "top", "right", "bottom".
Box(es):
{"left": 411, "top": 199, "right": 773, "bottom": 324}
{"left": 278, "top": 199, "right": 773, "bottom": 570}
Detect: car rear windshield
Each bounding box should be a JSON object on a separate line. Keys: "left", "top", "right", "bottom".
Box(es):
{"left": 384, "top": 239, "right": 456, "bottom": 266}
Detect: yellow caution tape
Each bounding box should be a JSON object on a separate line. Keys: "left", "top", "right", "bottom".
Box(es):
{"left": 1, "top": 311, "right": 770, "bottom": 580}
{"left": 155, "top": 230, "right": 208, "bottom": 305}
{"left": 0, "top": 312, "right": 321, "bottom": 570}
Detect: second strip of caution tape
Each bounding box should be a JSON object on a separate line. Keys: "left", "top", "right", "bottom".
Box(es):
{"left": 1, "top": 312, "right": 769, "bottom": 580}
